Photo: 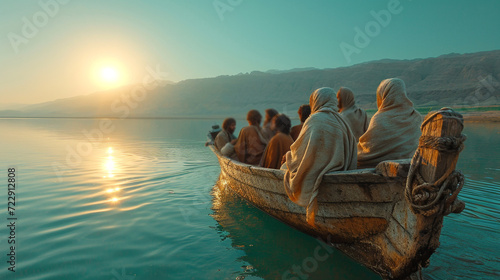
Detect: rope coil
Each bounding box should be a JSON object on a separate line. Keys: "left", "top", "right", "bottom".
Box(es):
{"left": 405, "top": 111, "right": 467, "bottom": 216}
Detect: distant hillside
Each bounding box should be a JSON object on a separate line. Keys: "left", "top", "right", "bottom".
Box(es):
{"left": 1, "top": 50, "right": 499, "bottom": 119}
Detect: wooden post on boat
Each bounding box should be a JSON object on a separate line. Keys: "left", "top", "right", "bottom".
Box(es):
{"left": 406, "top": 107, "right": 467, "bottom": 216}
{"left": 404, "top": 108, "right": 467, "bottom": 279}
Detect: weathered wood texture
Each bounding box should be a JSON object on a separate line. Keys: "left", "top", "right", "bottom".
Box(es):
{"left": 210, "top": 108, "right": 465, "bottom": 280}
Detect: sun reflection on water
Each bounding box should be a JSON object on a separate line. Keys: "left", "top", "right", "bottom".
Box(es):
{"left": 103, "top": 146, "right": 122, "bottom": 205}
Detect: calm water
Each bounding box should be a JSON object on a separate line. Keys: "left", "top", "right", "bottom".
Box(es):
{"left": 0, "top": 118, "right": 498, "bottom": 280}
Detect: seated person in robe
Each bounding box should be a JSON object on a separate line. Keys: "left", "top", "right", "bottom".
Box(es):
{"left": 283, "top": 87, "right": 357, "bottom": 225}
{"left": 260, "top": 114, "right": 294, "bottom": 169}
{"left": 214, "top": 118, "right": 237, "bottom": 157}
{"left": 290, "top": 104, "right": 311, "bottom": 141}
{"left": 214, "top": 118, "right": 237, "bottom": 150}
{"left": 357, "top": 78, "right": 422, "bottom": 168}
{"left": 261, "top": 108, "right": 279, "bottom": 141}
{"left": 337, "top": 87, "right": 369, "bottom": 140}
{"left": 234, "top": 110, "right": 268, "bottom": 165}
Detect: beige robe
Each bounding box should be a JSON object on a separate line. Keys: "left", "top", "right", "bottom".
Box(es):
{"left": 234, "top": 125, "right": 268, "bottom": 165}
{"left": 214, "top": 130, "right": 236, "bottom": 151}
{"left": 260, "top": 132, "right": 294, "bottom": 169}
{"left": 283, "top": 87, "right": 357, "bottom": 226}
{"left": 357, "top": 78, "right": 422, "bottom": 168}
{"left": 338, "top": 87, "right": 369, "bottom": 140}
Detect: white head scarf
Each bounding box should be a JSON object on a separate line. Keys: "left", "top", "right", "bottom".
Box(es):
{"left": 284, "top": 87, "right": 357, "bottom": 226}
{"left": 337, "top": 87, "right": 369, "bottom": 140}
{"left": 357, "top": 78, "right": 422, "bottom": 168}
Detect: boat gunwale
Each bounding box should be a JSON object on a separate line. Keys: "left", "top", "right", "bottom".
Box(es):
{"left": 209, "top": 145, "right": 410, "bottom": 183}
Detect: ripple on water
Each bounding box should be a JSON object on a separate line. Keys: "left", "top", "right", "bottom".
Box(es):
{"left": 1, "top": 120, "right": 499, "bottom": 280}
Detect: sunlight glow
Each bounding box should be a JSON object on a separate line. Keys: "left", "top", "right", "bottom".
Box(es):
{"left": 103, "top": 146, "right": 124, "bottom": 205}
{"left": 104, "top": 146, "right": 116, "bottom": 179}
{"left": 100, "top": 67, "right": 119, "bottom": 83}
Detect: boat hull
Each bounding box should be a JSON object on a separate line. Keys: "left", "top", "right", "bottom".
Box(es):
{"left": 211, "top": 146, "right": 439, "bottom": 280}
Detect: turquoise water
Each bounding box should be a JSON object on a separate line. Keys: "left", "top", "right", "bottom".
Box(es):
{"left": 0, "top": 118, "right": 498, "bottom": 280}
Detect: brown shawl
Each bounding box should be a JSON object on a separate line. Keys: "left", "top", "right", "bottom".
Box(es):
{"left": 234, "top": 125, "right": 268, "bottom": 165}
{"left": 283, "top": 87, "right": 357, "bottom": 226}
{"left": 260, "top": 132, "right": 294, "bottom": 169}
{"left": 337, "top": 87, "right": 369, "bottom": 140}
{"left": 290, "top": 124, "right": 303, "bottom": 141}
{"left": 357, "top": 78, "right": 422, "bottom": 168}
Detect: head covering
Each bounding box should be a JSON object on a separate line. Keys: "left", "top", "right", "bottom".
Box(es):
{"left": 357, "top": 78, "right": 422, "bottom": 168}
{"left": 284, "top": 87, "right": 357, "bottom": 226}
{"left": 337, "top": 87, "right": 369, "bottom": 140}
{"left": 376, "top": 79, "right": 415, "bottom": 111}
{"left": 309, "top": 87, "right": 338, "bottom": 113}
{"left": 337, "top": 87, "right": 355, "bottom": 112}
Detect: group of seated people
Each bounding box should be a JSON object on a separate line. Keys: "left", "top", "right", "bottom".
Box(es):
{"left": 213, "top": 78, "right": 423, "bottom": 225}
{"left": 215, "top": 104, "right": 311, "bottom": 169}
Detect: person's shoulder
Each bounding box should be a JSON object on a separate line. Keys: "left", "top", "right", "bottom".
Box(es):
{"left": 273, "top": 132, "right": 292, "bottom": 142}
{"left": 306, "top": 111, "right": 332, "bottom": 124}
{"left": 283, "top": 133, "right": 294, "bottom": 143}
{"left": 268, "top": 132, "right": 284, "bottom": 144}
{"left": 240, "top": 126, "right": 252, "bottom": 133}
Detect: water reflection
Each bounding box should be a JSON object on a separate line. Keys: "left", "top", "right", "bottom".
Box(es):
{"left": 211, "top": 180, "right": 380, "bottom": 280}
{"left": 102, "top": 145, "right": 122, "bottom": 204}
{"left": 0, "top": 118, "right": 497, "bottom": 280}
{"left": 104, "top": 147, "right": 115, "bottom": 178}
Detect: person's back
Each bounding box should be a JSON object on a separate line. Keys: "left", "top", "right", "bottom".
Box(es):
{"left": 337, "top": 87, "right": 368, "bottom": 140}
{"left": 283, "top": 87, "right": 357, "bottom": 226}
{"left": 357, "top": 78, "right": 422, "bottom": 168}
{"left": 260, "top": 114, "right": 294, "bottom": 169}
{"left": 290, "top": 104, "right": 311, "bottom": 141}
{"left": 234, "top": 110, "right": 268, "bottom": 165}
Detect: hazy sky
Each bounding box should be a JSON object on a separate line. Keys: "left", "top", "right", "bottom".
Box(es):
{"left": 1, "top": 0, "right": 499, "bottom": 105}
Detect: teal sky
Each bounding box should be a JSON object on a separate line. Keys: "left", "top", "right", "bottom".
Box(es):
{"left": 1, "top": 0, "right": 499, "bottom": 104}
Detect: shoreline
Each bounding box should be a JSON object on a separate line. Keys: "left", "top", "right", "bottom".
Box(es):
{"left": 461, "top": 111, "right": 500, "bottom": 122}
{"left": 365, "top": 106, "right": 500, "bottom": 122}
{"left": 1, "top": 108, "right": 499, "bottom": 122}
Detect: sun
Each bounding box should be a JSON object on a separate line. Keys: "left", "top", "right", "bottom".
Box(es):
{"left": 100, "top": 67, "right": 119, "bottom": 83}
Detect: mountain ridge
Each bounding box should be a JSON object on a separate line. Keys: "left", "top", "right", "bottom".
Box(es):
{"left": 1, "top": 50, "right": 499, "bottom": 118}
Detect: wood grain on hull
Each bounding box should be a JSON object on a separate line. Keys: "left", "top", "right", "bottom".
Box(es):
{"left": 212, "top": 147, "right": 435, "bottom": 279}
{"left": 209, "top": 108, "right": 465, "bottom": 280}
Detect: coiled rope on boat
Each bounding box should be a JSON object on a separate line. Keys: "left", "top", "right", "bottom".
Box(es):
{"left": 405, "top": 110, "right": 467, "bottom": 216}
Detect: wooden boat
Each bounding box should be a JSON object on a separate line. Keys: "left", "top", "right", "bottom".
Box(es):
{"left": 208, "top": 108, "right": 467, "bottom": 280}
